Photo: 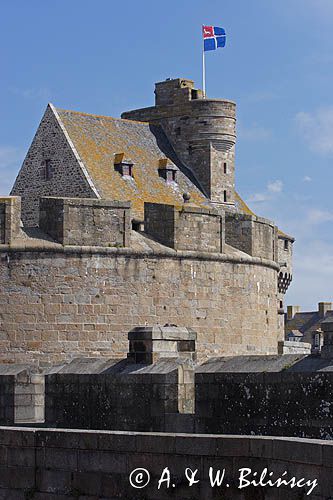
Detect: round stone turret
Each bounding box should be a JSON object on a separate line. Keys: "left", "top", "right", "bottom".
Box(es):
{"left": 121, "top": 78, "right": 237, "bottom": 207}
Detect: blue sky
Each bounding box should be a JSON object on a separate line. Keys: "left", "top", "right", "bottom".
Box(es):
{"left": 1, "top": 0, "right": 333, "bottom": 310}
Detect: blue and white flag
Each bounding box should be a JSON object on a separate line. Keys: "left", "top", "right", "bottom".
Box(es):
{"left": 203, "top": 25, "right": 226, "bottom": 51}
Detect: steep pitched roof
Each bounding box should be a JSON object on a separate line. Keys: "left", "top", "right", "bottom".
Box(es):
{"left": 285, "top": 310, "right": 333, "bottom": 335}
{"left": 55, "top": 107, "right": 212, "bottom": 219}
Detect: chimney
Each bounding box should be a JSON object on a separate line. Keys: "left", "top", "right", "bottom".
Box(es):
{"left": 318, "top": 302, "right": 332, "bottom": 318}
{"left": 127, "top": 325, "right": 197, "bottom": 414}
{"left": 287, "top": 305, "right": 301, "bottom": 320}
{"left": 127, "top": 325, "right": 196, "bottom": 364}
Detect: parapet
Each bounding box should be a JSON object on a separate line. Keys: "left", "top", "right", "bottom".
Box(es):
{"left": 144, "top": 202, "right": 224, "bottom": 253}
{"left": 39, "top": 197, "right": 131, "bottom": 247}
{"left": 225, "top": 212, "right": 277, "bottom": 261}
{"left": 155, "top": 78, "right": 203, "bottom": 105}
{"left": 0, "top": 197, "right": 21, "bottom": 244}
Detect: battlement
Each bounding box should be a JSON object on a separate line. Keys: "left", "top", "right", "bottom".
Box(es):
{"left": 154, "top": 78, "right": 203, "bottom": 105}
{"left": 39, "top": 197, "right": 131, "bottom": 247}
{"left": 144, "top": 202, "right": 224, "bottom": 253}
{"left": 0, "top": 197, "right": 21, "bottom": 244}
{"left": 225, "top": 212, "right": 278, "bottom": 261}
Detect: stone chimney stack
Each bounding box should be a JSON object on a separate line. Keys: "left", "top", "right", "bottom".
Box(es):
{"left": 127, "top": 325, "right": 196, "bottom": 364}
{"left": 127, "top": 325, "right": 197, "bottom": 414}
{"left": 287, "top": 305, "right": 301, "bottom": 320}
{"left": 318, "top": 302, "right": 332, "bottom": 318}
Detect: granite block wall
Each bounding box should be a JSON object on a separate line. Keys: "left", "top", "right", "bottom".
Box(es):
{"left": 195, "top": 371, "right": 333, "bottom": 439}
{"left": 0, "top": 369, "right": 44, "bottom": 426}
{"left": 144, "top": 202, "right": 223, "bottom": 252}
{"left": 0, "top": 248, "right": 279, "bottom": 366}
{"left": 0, "top": 197, "right": 21, "bottom": 244}
{"left": 45, "top": 370, "right": 179, "bottom": 431}
{"left": 0, "top": 427, "right": 330, "bottom": 499}
{"left": 40, "top": 197, "right": 131, "bottom": 247}
{"left": 0, "top": 377, "right": 15, "bottom": 425}
{"left": 225, "top": 213, "right": 278, "bottom": 261}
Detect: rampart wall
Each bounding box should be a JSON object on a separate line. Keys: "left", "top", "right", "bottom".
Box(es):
{"left": 0, "top": 427, "right": 329, "bottom": 499}
{"left": 0, "top": 249, "right": 279, "bottom": 366}
{"left": 0, "top": 195, "right": 280, "bottom": 366}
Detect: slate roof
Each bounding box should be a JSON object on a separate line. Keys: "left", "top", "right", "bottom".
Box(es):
{"left": 285, "top": 310, "right": 333, "bottom": 336}
{"left": 56, "top": 107, "right": 211, "bottom": 218}
{"left": 55, "top": 107, "right": 259, "bottom": 220}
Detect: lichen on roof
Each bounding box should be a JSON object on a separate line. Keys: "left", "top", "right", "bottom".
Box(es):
{"left": 55, "top": 106, "right": 293, "bottom": 242}
{"left": 56, "top": 107, "right": 211, "bottom": 219}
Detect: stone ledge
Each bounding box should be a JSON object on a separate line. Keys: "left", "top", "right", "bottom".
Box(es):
{"left": 0, "top": 245, "right": 280, "bottom": 270}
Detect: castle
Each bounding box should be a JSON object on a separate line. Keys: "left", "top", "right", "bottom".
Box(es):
{"left": 1, "top": 79, "right": 333, "bottom": 500}
{"left": 0, "top": 77, "right": 294, "bottom": 367}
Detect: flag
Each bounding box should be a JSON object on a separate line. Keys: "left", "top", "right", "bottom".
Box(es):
{"left": 203, "top": 25, "right": 226, "bottom": 51}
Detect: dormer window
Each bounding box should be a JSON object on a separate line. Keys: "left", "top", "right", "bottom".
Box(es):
{"left": 158, "top": 158, "right": 178, "bottom": 183}
{"left": 42, "top": 159, "right": 52, "bottom": 181}
{"left": 114, "top": 153, "right": 134, "bottom": 178}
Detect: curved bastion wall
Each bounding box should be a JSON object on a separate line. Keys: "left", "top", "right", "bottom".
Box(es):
{"left": 0, "top": 248, "right": 279, "bottom": 367}
{"left": 0, "top": 195, "right": 281, "bottom": 367}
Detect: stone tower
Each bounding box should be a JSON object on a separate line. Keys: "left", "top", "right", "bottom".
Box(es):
{"left": 122, "top": 78, "right": 236, "bottom": 208}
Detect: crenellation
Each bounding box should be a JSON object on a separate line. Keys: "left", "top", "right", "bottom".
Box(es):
{"left": 39, "top": 197, "right": 131, "bottom": 247}
{"left": 0, "top": 197, "right": 21, "bottom": 244}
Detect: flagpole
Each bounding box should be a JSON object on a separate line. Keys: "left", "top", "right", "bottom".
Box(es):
{"left": 202, "top": 26, "right": 206, "bottom": 98}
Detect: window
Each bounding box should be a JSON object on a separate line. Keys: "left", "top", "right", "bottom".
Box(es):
{"left": 43, "top": 159, "right": 51, "bottom": 181}
{"left": 284, "top": 240, "right": 289, "bottom": 251}
{"left": 114, "top": 156, "right": 134, "bottom": 178}
{"left": 191, "top": 89, "right": 199, "bottom": 100}
{"left": 223, "top": 162, "right": 227, "bottom": 174}
{"left": 159, "top": 168, "right": 177, "bottom": 183}
{"left": 314, "top": 333, "right": 320, "bottom": 348}
{"left": 223, "top": 190, "right": 227, "bottom": 202}
{"left": 175, "top": 127, "right": 181, "bottom": 136}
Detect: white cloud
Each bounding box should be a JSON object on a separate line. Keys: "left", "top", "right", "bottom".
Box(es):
{"left": 295, "top": 107, "right": 333, "bottom": 156}
{"left": 267, "top": 180, "right": 283, "bottom": 193}
{"left": 247, "top": 193, "right": 270, "bottom": 203}
{"left": 307, "top": 209, "right": 333, "bottom": 224}
{"left": 303, "top": 176, "right": 312, "bottom": 182}
{"left": 247, "top": 179, "right": 283, "bottom": 204}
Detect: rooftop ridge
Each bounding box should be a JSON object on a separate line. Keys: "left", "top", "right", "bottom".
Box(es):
{"left": 54, "top": 105, "right": 150, "bottom": 125}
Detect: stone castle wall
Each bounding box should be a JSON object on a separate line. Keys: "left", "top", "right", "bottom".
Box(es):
{"left": 144, "top": 203, "right": 224, "bottom": 252}
{"left": 0, "top": 248, "right": 279, "bottom": 367}
{"left": 225, "top": 213, "right": 278, "bottom": 261}
{"left": 40, "top": 197, "right": 131, "bottom": 247}
{"left": 0, "top": 197, "right": 21, "bottom": 244}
